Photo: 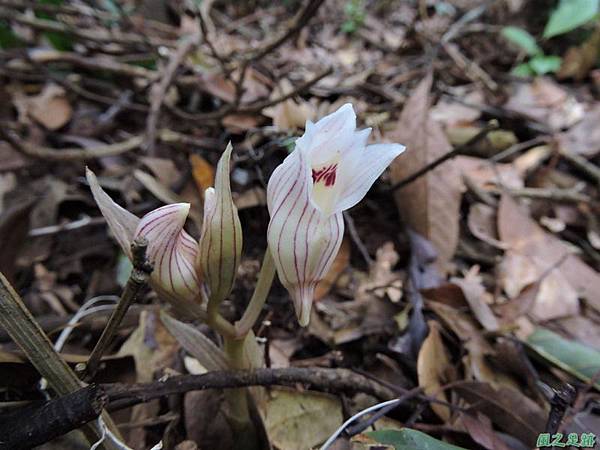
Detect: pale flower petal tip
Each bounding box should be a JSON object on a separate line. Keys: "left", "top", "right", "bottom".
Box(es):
{"left": 85, "top": 167, "right": 140, "bottom": 258}
{"left": 291, "top": 284, "right": 315, "bottom": 327}
{"left": 134, "top": 203, "right": 200, "bottom": 300}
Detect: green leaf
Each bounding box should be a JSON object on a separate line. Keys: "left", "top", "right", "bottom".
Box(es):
{"left": 527, "top": 328, "right": 600, "bottom": 387}
{"left": 364, "top": 428, "right": 467, "bottom": 450}
{"left": 511, "top": 63, "right": 534, "bottom": 77}
{"left": 37, "top": 0, "right": 73, "bottom": 51}
{"left": 501, "top": 26, "right": 541, "bottom": 55}
{"left": 529, "top": 55, "right": 562, "bottom": 74}
{"left": 0, "top": 20, "right": 24, "bottom": 48}
{"left": 543, "top": 0, "right": 599, "bottom": 38}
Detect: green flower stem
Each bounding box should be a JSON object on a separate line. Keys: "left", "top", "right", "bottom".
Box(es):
{"left": 224, "top": 335, "right": 259, "bottom": 450}
{"left": 234, "top": 249, "right": 276, "bottom": 338}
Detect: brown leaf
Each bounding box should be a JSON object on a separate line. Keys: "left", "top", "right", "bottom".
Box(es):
{"left": 430, "top": 88, "right": 483, "bottom": 127}
{"left": 504, "top": 78, "right": 584, "bottom": 131}
{"left": 558, "top": 26, "right": 600, "bottom": 81}
{"left": 140, "top": 157, "right": 181, "bottom": 187}
{"left": 184, "top": 390, "right": 233, "bottom": 450}
{"left": 189, "top": 153, "right": 215, "bottom": 198}
{"left": 495, "top": 281, "right": 539, "bottom": 324}
{"left": 417, "top": 321, "right": 452, "bottom": 421}
{"left": 455, "top": 156, "right": 523, "bottom": 191}
{"left": 453, "top": 381, "right": 546, "bottom": 447}
{"left": 14, "top": 83, "right": 72, "bottom": 130}
{"left": 427, "top": 301, "right": 515, "bottom": 387}
{"left": 197, "top": 69, "right": 269, "bottom": 104}
{"left": 460, "top": 413, "right": 513, "bottom": 450}
{"left": 222, "top": 113, "right": 261, "bottom": 132}
{"left": 557, "top": 104, "right": 600, "bottom": 157}
{"left": 467, "top": 203, "right": 508, "bottom": 250}
{"left": 263, "top": 79, "right": 316, "bottom": 131}
{"left": 451, "top": 267, "right": 499, "bottom": 332}
{"left": 498, "top": 194, "right": 600, "bottom": 317}
{"left": 388, "top": 73, "right": 462, "bottom": 271}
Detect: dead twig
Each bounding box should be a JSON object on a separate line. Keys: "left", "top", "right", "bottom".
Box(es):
{"left": 387, "top": 121, "right": 500, "bottom": 193}
{"left": 442, "top": 42, "right": 499, "bottom": 92}
{"left": 2, "top": 128, "right": 217, "bottom": 161}
{"left": 0, "top": 385, "right": 106, "bottom": 450}
{"left": 146, "top": 33, "right": 199, "bottom": 154}
{"left": 81, "top": 238, "right": 153, "bottom": 381}
{"left": 489, "top": 186, "right": 593, "bottom": 204}
{"left": 104, "top": 367, "right": 397, "bottom": 411}
{"left": 0, "top": 8, "right": 174, "bottom": 48}
{"left": 545, "top": 383, "right": 577, "bottom": 434}
{"left": 240, "top": 0, "right": 325, "bottom": 64}
{"left": 1, "top": 129, "right": 144, "bottom": 161}
{"left": 343, "top": 211, "right": 373, "bottom": 266}
{"left": 26, "top": 50, "right": 157, "bottom": 80}
{"left": 169, "top": 67, "right": 331, "bottom": 121}
{"left": 559, "top": 148, "right": 600, "bottom": 188}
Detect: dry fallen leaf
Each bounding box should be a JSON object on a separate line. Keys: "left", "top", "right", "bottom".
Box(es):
{"left": 14, "top": 83, "right": 72, "bottom": 130}
{"left": 558, "top": 25, "right": 600, "bottom": 81}
{"left": 388, "top": 73, "right": 462, "bottom": 271}
{"left": 140, "top": 156, "right": 180, "bottom": 187}
{"left": 427, "top": 301, "right": 516, "bottom": 388}
{"left": 451, "top": 267, "right": 499, "bottom": 332}
{"left": 557, "top": 104, "right": 600, "bottom": 157}
{"left": 504, "top": 78, "right": 584, "bottom": 131}
{"left": 189, "top": 153, "right": 216, "bottom": 198}
{"left": 417, "top": 321, "right": 452, "bottom": 421}
{"left": 467, "top": 203, "right": 507, "bottom": 250}
{"left": 260, "top": 388, "right": 343, "bottom": 450}
{"left": 461, "top": 412, "right": 512, "bottom": 450}
{"left": 430, "top": 87, "right": 483, "bottom": 127}
{"left": 455, "top": 156, "right": 524, "bottom": 190}
{"left": 497, "top": 195, "right": 600, "bottom": 318}
{"left": 453, "top": 381, "right": 546, "bottom": 447}
{"left": 263, "top": 79, "right": 315, "bottom": 131}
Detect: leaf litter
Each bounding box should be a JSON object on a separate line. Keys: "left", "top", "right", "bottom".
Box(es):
{"left": 1, "top": 1, "right": 600, "bottom": 449}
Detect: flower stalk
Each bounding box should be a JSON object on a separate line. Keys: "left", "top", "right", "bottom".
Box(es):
{"left": 234, "top": 249, "right": 276, "bottom": 338}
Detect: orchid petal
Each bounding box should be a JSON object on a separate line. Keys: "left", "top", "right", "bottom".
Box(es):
{"left": 134, "top": 203, "right": 201, "bottom": 300}
{"left": 334, "top": 142, "right": 405, "bottom": 213}
{"left": 198, "top": 143, "right": 242, "bottom": 307}
{"left": 296, "top": 103, "right": 356, "bottom": 164}
{"left": 86, "top": 167, "right": 139, "bottom": 259}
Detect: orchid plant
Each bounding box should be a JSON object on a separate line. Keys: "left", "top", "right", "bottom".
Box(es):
{"left": 87, "top": 103, "right": 404, "bottom": 448}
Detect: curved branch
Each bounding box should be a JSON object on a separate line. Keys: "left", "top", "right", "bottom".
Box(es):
{"left": 104, "top": 367, "right": 398, "bottom": 411}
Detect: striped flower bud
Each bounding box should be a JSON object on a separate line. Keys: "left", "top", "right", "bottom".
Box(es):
{"left": 86, "top": 168, "right": 201, "bottom": 307}
{"left": 133, "top": 203, "right": 201, "bottom": 301}
{"left": 198, "top": 143, "right": 243, "bottom": 310}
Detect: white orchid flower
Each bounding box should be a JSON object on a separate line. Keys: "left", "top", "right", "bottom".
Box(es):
{"left": 85, "top": 143, "right": 241, "bottom": 311}
{"left": 267, "top": 103, "right": 405, "bottom": 326}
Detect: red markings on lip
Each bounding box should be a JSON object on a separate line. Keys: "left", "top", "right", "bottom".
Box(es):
{"left": 312, "top": 164, "right": 337, "bottom": 187}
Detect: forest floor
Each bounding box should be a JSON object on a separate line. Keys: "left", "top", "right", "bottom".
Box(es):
{"left": 1, "top": 0, "right": 600, "bottom": 449}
